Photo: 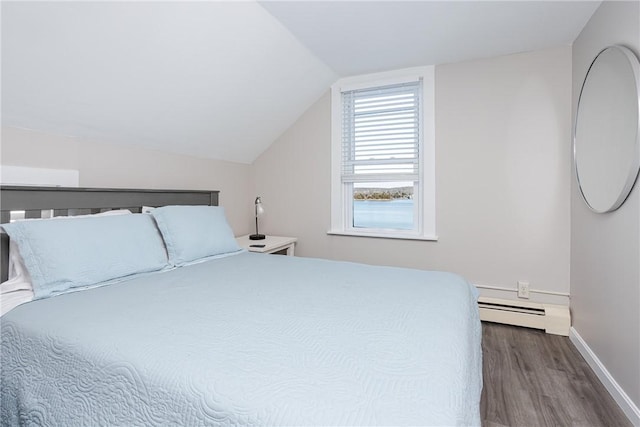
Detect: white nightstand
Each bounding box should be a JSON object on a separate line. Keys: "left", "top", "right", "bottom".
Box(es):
{"left": 236, "top": 235, "right": 297, "bottom": 256}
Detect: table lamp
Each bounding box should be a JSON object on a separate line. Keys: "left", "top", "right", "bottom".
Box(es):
{"left": 249, "top": 196, "right": 265, "bottom": 240}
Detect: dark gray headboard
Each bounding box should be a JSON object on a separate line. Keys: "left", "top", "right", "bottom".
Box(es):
{"left": 0, "top": 186, "right": 220, "bottom": 282}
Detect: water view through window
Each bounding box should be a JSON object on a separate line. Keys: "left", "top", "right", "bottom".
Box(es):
{"left": 353, "top": 183, "right": 414, "bottom": 230}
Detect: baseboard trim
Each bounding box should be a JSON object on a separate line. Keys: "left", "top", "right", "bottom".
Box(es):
{"left": 569, "top": 327, "right": 640, "bottom": 426}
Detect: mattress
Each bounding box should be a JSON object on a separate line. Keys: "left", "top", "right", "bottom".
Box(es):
{"left": 1, "top": 252, "right": 482, "bottom": 426}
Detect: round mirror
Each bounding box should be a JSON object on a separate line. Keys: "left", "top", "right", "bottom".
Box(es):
{"left": 574, "top": 45, "right": 640, "bottom": 213}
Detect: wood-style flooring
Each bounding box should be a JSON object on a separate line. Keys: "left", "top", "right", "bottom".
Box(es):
{"left": 481, "top": 322, "right": 631, "bottom": 427}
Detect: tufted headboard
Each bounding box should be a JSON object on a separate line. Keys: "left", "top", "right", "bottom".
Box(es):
{"left": 0, "top": 186, "right": 220, "bottom": 282}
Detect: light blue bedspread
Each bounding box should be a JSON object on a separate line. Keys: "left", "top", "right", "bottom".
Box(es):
{"left": 1, "top": 252, "right": 482, "bottom": 426}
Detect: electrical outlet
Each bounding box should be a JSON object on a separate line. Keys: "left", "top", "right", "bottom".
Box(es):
{"left": 517, "top": 281, "right": 530, "bottom": 299}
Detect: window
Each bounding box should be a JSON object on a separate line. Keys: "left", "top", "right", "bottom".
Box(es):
{"left": 330, "top": 67, "right": 436, "bottom": 240}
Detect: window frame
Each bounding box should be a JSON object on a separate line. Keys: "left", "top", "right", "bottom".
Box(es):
{"left": 329, "top": 66, "right": 437, "bottom": 241}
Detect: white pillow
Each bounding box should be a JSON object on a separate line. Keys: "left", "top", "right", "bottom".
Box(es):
{"left": 8, "top": 239, "right": 28, "bottom": 281}
{"left": 0, "top": 239, "right": 34, "bottom": 316}
{"left": 1, "top": 209, "right": 132, "bottom": 316}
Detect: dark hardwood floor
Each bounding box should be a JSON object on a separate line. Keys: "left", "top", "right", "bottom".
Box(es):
{"left": 481, "top": 322, "right": 631, "bottom": 427}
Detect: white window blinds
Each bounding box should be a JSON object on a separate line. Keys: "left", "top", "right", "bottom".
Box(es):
{"left": 341, "top": 80, "right": 421, "bottom": 183}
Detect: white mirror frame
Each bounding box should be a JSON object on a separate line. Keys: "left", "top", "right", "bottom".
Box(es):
{"left": 574, "top": 45, "right": 640, "bottom": 213}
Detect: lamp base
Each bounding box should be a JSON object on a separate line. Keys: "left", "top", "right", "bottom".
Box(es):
{"left": 249, "top": 234, "right": 266, "bottom": 240}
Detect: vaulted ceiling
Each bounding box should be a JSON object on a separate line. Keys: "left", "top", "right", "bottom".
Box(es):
{"left": 1, "top": 1, "right": 600, "bottom": 164}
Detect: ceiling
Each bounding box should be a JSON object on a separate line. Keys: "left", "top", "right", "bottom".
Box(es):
{"left": 261, "top": 1, "right": 602, "bottom": 76}
{"left": 1, "top": 1, "right": 601, "bottom": 164}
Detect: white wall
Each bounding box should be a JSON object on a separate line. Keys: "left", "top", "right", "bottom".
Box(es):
{"left": 571, "top": 0, "right": 640, "bottom": 413}
{"left": 1, "top": 126, "right": 254, "bottom": 235}
{"left": 253, "top": 46, "right": 572, "bottom": 305}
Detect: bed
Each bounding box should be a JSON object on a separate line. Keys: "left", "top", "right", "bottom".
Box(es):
{"left": 0, "top": 185, "right": 482, "bottom": 426}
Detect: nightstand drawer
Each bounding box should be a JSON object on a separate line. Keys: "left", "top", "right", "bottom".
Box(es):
{"left": 235, "top": 235, "right": 297, "bottom": 256}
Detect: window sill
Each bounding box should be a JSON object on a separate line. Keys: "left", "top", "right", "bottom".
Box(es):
{"left": 327, "top": 230, "right": 438, "bottom": 241}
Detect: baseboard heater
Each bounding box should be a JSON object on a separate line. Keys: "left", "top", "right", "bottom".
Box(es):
{"left": 478, "top": 297, "right": 570, "bottom": 336}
